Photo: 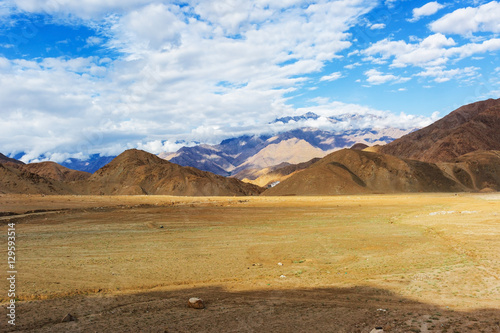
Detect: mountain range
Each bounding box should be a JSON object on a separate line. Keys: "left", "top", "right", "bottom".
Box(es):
{"left": 263, "top": 149, "right": 500, "bottom": 196}
{"left": 0, "top": 98, "right": 499, "bottom": 196}
{"left": 0, "top": 150, "right": 262, "bottom": 196}
{"left": 160, "top": 126, "right": 415, "bottom": 176}
{"left": 380, "top": 98, "right": 500, "bottom": 162}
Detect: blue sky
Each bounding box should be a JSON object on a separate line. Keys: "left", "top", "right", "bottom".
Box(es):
{"left": 0, "top": 0, "right": 499, "bottom": 162}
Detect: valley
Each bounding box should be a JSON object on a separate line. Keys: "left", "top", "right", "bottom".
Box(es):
{"left": 1, "top": 193, "right": 499, "bottom": 332}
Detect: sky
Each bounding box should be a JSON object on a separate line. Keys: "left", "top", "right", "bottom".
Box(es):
{"left": 0, "top": 0, "right": 499, "bottom": 162}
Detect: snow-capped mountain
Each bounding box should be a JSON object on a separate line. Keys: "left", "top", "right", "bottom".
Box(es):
{"left": 160, "top": 118, "right": 417, "bottom": 176}
{"left": 48, "top": 112, "right": 419, "bottom": 175}
{"left": 60, "top": 155, "right": 116, "bottom": 174}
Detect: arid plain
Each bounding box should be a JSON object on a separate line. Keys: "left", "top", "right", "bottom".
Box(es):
{"left": 1, "top": 193, "right": 499, "bottom": 332}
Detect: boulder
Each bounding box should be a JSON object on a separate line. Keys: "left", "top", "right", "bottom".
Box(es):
{"left": 188, "top": 297, "right": 205, "bottom": 309}
{"left": 61, "top": 313, "right": 76, "bottom": 322}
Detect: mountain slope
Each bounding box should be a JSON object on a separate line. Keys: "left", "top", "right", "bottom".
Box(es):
{"left": 0, "top": 153, "right": 24, "bottom": 165}
{"left": 380, "top": 98, "right": 500, "bottom": 162}
{"left": 20, "top": 162, "right": 91, "bottom": 182}
{"left": 60, "top": 155, "right": 116, "bottom": 174}
{"left": 85, "top": 149, "right": 264, "bottom": 196}
{"left": 263, "top": 149, "right": 464, "bottom": 196}
{"left": 237, "top": 158, "right": 321, "bottom": 188}
{"left": 438, "top": 150, "right": 500, "bottom": 192}
{"left": 162, "top": 127, "right": 415, "bottom": 176}
{"left": 0, "top": 163, "right": 73, "bottom": 195}
{"left": 232, "top": 138, "right": 329, "bottom": 174}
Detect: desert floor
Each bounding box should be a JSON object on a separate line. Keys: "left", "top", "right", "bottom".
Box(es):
{"left": 0, "top": 193, "right": 499, "bottom": 332}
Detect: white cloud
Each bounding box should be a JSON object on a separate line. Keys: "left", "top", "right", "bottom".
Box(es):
{"left": 0, "top": 0, "right": 383, "bottom": 161}
{"left": 320, "top": 71, "right": 342, "bottom": 81}
{"left": 4, "top": 0, "right": 153, "bottom": 20}
{"left": 430, "top": 1, "right": 500, "bottom": 36}
{"left": 136, "top": 140, "right": 185, "bottom": 154}
{"left": 409, "top": 2, "right": 444, "bottom": 22}
{"left": 344, "top": 62, "right": 361, "bottom": 69}
{"left": 445, "top": 38, "right": 500, "bottom": 59}
{"left": 364, "top": 69, "right": 410, "bottom": 85}
{"left": 363, "top": 33, "right": 500, "bottom": 69}
{"left": 416, "top": 66, "right": 479, "bottom": 83}
{"left": 290, "top": 100, "right": 439, "bottom": 130}
{"left": 86, "top": 36, "right": 103, "bottom": 46}
{"left": 370, "top": 23, "right": 386, "bottom": 30}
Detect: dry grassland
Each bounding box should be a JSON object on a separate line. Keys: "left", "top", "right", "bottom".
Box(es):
{"left": 0, "top": 193, "right": 499, "bottom": 332}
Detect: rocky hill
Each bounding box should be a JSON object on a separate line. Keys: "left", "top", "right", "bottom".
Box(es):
{"left": 438, "top": 150, "right": 500, "bottom": 192}
{"left": 162, "top": 127, "right": 415, "bottom": 176}
{"left": 0, "top": 150, "right": 264, "bottom": 196}
{"left": 20, "top": 162, "right": 91, "bottom": 182}
{"left": 380, "top": 98, "right": 500, "bottom": 162}
{"left": 84, "top": 149, "right": 264, "bottom": 196}
{"left": 0, "top": 163, "right": 73, "bottom": 195}
{"left": 0, "top": 153, "right": 24, "bottom": 165}
{"left": 235, "top": 158, "right": 321, "bottom": 188}
{"left": 263, "top": 149, "right": 465, "bottom": 196}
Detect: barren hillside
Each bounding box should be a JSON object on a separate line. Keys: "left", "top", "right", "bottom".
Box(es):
{"left": 20, "top": 161, "right": 91, "bottom": 182}
{"left": 263, "top": 149, "right": 464, "bottom": 196}
{"left": 0, "top": 163, "right": 73, "bottom": 194}
{"left": 380, "top": 98, "right": 500, "bottom": 162}
{"left": 85, "top": 149, "right": 264, "bottom": 196}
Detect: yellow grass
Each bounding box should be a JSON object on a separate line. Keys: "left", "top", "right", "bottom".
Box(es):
{"left": 1, "top": 193, "right": 499, "bottom": 311}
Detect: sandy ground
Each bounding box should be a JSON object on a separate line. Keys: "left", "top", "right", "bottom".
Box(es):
{"left": 0, "top": 193, "right": 499, "bottom": 332}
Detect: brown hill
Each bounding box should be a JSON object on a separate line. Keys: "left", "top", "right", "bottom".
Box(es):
{"left": 380, "top": 98, "right": 500, "bottom": 162}
{"left": 231, "top": 138, "right": 330, "bottom": 174}
{"left": 438, "top": 150, "right": 500, "bottom": 192}
{"left": 350, "top": 143, "right": 369, "bottom": 150}
{"left": 20, "top": 162, "right": 91, "bottom": 182}
{"left": 84, "top": 149, "right": 264, "bottom": 196}
{"left": 263, "top": 149, "right": 464, "bottom": 196}
{"left": 0, "top": 153, "right": 24, "bottom": 165}
{"left": 236, "top": 158, "right": 321, "bottom": 187}
{"left": 0, "top": 163, "right": 73, "bottom": 195}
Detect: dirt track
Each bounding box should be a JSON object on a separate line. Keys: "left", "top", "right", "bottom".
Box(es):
{"left": 0, "top": 193, "right": 499, "bottom": 332}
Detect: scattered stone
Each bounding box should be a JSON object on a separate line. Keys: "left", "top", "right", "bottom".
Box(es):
{"left": 188, "top": 297, "right": 205, "bottom": 309}
{"left": 369, "top": 327, "right": 384, "bottom": 333}
{"left": 61, "top": 313, "right": 76, "bottom": 323}
{"left": 280, "top": 275, "right": 286, "bottom": 278}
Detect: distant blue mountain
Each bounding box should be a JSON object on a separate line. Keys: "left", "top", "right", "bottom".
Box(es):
{"left": 60, "top": 154, "right": 116, "bottom": 173}
{"left": 272, "top": 112, "right": 320, "bottom": 123}
{"left": 162, "top": 126, "right": 415, "bottom": 176}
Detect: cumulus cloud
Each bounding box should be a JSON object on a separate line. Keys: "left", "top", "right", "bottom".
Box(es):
{"left": 408, "top": 2, "right": 444, "bottom": 22}
{"left": 344, "top": 62, "right": 361, "bottom": 69}
{"left": 363, "top": 33, "right": 500, "bottom": 69}
{"left": 430, "top": 1, "right": 500, "bottom": 36}
{"left": 370, "top": 23, "right": 386, "bottom": 30}
{"left": 0, "top": 0, "right": 383, "bottom": 161}
{"left": 287, "top": 100, "right": 439, "bottom": 130}
{"left": 416, "top": 66, "right": 479, "bottom": 83}
{"left": 320, "top": 72, "right": 343, "bottom": 81}
{"left": 3, "top": 0, "right": 153, "bottom": 20}
{"left": 364, "top": 69, "right": 410, "bottom": 85}
{"left": 86, "top": 36, "right": 103, "bottom": 46}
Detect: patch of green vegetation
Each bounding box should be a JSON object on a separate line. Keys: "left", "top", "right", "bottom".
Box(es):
{"left": 295, "top": 270, "right": 304, "bottom": 276}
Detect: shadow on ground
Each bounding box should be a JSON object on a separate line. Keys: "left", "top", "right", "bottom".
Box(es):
{"left": 3, "top": 285, "right": 500, "bottom": 333}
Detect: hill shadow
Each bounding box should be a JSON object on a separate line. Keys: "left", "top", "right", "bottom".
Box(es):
{"left": 8, "top": 285, "right": 500, "bottom": 333}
